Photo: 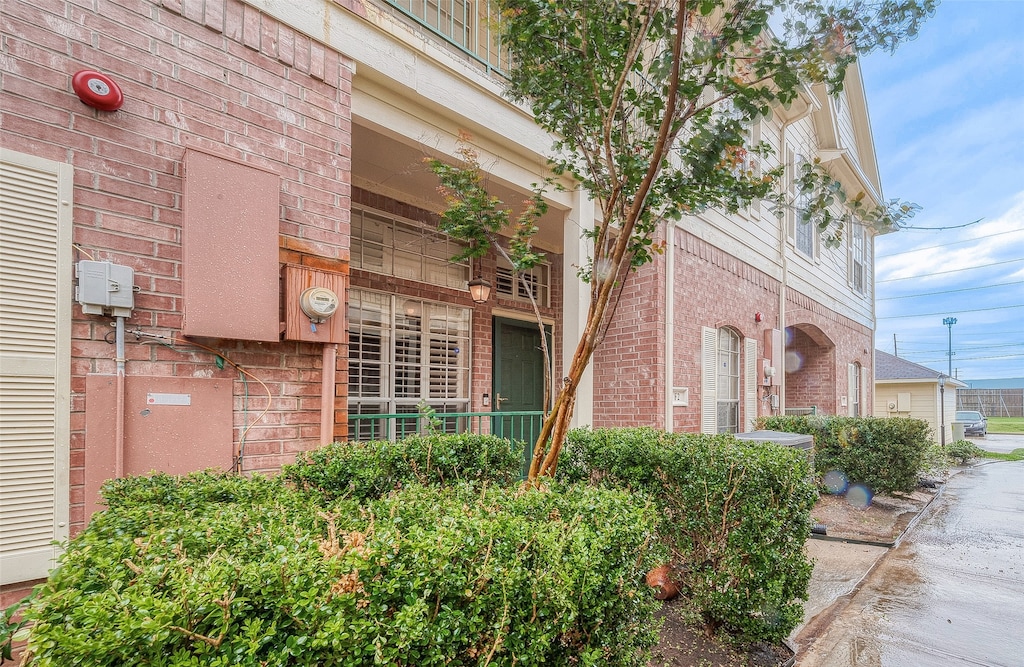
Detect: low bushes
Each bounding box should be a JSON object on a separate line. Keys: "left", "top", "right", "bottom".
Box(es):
{"left": 945, "top": 438, "right": 985, "bottom": 465}
{"left": 282, "top": 433, "right": 522, "bottom": 502}
{"left": 18, "top": 428, "right": 819, "bottom": 662}
{"left": 756, "top": 415, "right": 931, "bottom": 495}
{"left": 18, "top": 471, "right": 662, "bottom": 667}
{"left": 558, "top": 428, "right": 817, "bottom": 644}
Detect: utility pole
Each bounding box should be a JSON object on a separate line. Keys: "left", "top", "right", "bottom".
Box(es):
{"left": 943, "top": 317, "right": 957, "bottom": 377}
{"left": 893, "top": 333, "right": 898, "bottom": 357}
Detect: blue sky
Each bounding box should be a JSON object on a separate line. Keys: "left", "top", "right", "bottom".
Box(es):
{"left": 859, "top": 0, "right": 1024, "bottom": 381}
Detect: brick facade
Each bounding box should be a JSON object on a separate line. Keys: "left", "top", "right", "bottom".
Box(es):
{"left": 2, "top": 0, "right": 355, "bottom": 540}
{"left": 595, "top": 226, "right": 874, "bottom": 432}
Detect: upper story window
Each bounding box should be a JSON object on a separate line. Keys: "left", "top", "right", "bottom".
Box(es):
{"left": 495, "top": 257, "right": 550, "bottom": 307}
{"left": 787, "top": 149, "right": 818, "bottom": 259}
{"left": 350, "top": 207, "right": 470, "bottom": 291}
{"left": 385, "top": 1, "right": 508, "bottom": 74}
{"left": 850, "top": 224, "right": 868, "bottom": 294}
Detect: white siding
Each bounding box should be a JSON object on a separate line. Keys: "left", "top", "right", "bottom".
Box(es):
{"left": 0, "top": 149, "right": 72, "bottom": 585}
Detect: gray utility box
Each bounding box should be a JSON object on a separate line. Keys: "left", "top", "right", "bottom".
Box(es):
{"left": 952, "top": 422, "right": 965, "bottom": 440}
{"left": 734, "top": 430, "right": 813, "bottom": 451}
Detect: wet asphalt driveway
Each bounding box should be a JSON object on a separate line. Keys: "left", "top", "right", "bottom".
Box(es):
{"left": 798, "top": 453, "right": 1024, "bottom": 666}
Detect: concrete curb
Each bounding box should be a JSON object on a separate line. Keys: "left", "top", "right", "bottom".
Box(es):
{"left": 792, "top": 483, "right": 945, "bottom": 656}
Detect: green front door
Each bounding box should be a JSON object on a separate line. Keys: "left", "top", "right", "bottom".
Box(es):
{"left": 492, "top": 317, "right": 548, "bottom": 475}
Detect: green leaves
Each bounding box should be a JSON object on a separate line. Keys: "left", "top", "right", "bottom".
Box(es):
{"left": 558, "top": 427, "right": 817, "bottom": 644}
{"left": 17, "top": 470, "right": 661, "bottom": 666}
{"left": 757, "top": 415, "right": 933, "bottom": 494}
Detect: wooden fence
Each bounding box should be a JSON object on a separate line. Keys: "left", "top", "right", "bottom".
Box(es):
{"left": 956, "top": 389, "right": 1024, "bottom": 417}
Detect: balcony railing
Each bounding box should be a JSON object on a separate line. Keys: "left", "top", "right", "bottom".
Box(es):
{"left": 348, "top": 410, "right": 544, "bottom": 477}
{"left": 348, "top": 410, "right": 543, "bottom": 442}
{"left": 384, "top": 1, "right": 508, "bottom": 74}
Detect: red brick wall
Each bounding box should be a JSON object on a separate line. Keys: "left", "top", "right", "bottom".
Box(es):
{"left": 2, "top": 0, "right": 354, "bottom": 535}
{"left": 592, "top": 255, "right": 667, "bottom": 428}
{"left": 596, "top": 226, "right": 874, "bottom": 433}
{"left": 669, "top": 228, "right": 780, "bottom": 432}
{"left": 785, "top": 289, "right": 874, "bottom": 415}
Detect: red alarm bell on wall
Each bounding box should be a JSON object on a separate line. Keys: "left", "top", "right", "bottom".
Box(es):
{"left": 71, "top": 70, "right": 124, "bottom": 111}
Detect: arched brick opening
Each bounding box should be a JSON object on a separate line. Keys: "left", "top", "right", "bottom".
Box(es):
{"left": 785, "top": 323, "right": 836, "bottom": 414}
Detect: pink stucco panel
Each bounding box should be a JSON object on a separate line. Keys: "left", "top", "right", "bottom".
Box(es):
{"left": 84, "top": 374, "right": 234, "bottom": 519}
{"left": 182, "top": 149, "right": 280, "bottom": 341}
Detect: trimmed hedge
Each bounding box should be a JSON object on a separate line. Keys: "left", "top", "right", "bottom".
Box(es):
{"left": 282, "top": 433, "right": 522, "bottom": 502}
{"left": 557, "top": 428, "right": 817, "bottom": 644}
{"left": 19, "top": 471, "right": 663, "bottom": 667}
{"left": 756, "top": 415, "right": 931, "bottom": 494}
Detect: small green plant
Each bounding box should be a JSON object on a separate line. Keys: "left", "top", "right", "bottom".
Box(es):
{"left": 1, "top": 593, "right": 34, "bottom": 664}
{"left": 283, "top": 433, "right": 522, "bottom": 502}
{"left": 416, "top": 399, "right": 443, "bottom": 434}
{"left": 920, "top": 444, "right": 951, "bottom": 477}
{"left": 945, "top": 439, "right": 986, "bottom": 465}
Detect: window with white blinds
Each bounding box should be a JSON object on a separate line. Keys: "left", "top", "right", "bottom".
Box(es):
{"left": 349, "top": 207, "right": 470, "bottom": 290}
{"left": 850, "top": 225, "right": 868, "bottom": 294}
{"left": 701, "top": 326, "right": 757, "bottom": 434}
{"left": 788, "top": 149, "right": 817, "bottom": 259}
{"left": 0, "top": 149, "right": 72, "bottom": 585}
{"left": 348, "top": 289, "right": 471, "bottom": 440}
{"left": 495, "top": 258, "right": 550, "bottom": 307}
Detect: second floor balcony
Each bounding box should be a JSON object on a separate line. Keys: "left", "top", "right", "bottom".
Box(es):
{"left": 385, "top": 1, "right": 508, "bottom": 75}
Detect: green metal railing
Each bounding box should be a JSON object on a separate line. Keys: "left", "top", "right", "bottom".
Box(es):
{"left": 384, "top": 1, "right": 508, "bottom": 75}
{"left": 348, "top": 410, "right": 544, "bottom": 477}
{"left": 348, "top": 410, "right": 543, "bottom": 443}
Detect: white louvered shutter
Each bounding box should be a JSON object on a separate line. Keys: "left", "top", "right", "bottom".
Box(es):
{"left": 847, "top": 363, "right": 858, "bottom": 417}
{"left": 700, "top": 326, "right": 717, "bottom": 434}
{"left": 0, "top": 149, "right": 72, "bottom": 585}
{"left": 744, "top": 338, "right": 758, "bottom": 431}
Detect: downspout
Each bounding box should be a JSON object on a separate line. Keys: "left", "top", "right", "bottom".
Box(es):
{"left": 320, "top": 343, "right": 338, "bottom": 446}
{"left": 777, "top": 104, "right": 815, "bottom": 414}
{"left": 664, "top": 224, "right": 676, "bottom": 432}
{"left": 114, "top": 315, "right": 126, "bottom": 478}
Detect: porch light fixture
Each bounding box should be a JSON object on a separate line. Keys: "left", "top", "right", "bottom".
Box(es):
{"left": 468, "top": 276, "right": 492, "bottom": 304}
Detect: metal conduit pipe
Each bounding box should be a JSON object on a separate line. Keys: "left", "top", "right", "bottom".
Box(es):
{"left": 114, "top": 315, "right": 126, "bottom": 478}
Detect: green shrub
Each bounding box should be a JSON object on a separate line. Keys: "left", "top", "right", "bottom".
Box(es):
{"left": 282, "top": 433, "right": 522, "bottom": 502}
{"left": 558, "top": 427, "right": 817, "bottom": 645}
{"left": 920, "top": 444, "right": 951, "bottom": 477}
{"left": 946, "top": 439, "right": 985, "bottom": 465}
{"left": 20, "top": 471, "right": 662, "bottom": 667}
{"left": 756, "top": 415, "right": 931, "bottom": 495}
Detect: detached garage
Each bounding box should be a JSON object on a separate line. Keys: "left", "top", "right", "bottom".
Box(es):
{"left": 874, "top": 350, "right": 966, "bottom": 446}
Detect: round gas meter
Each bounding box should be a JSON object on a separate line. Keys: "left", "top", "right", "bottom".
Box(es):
{"left": 299, "top": 287, "right": 339, "bottom": 323}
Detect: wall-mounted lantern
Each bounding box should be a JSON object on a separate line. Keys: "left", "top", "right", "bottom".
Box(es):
{"left": 468, "top": 276, "right": 492, "bottom": 304}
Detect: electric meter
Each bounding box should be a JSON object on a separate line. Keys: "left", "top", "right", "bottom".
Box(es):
{"left": 299, "top": 287, "right": 339, "bottom": 323}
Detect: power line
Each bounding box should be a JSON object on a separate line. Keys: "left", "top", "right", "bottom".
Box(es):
{"left": 897, "top": 217, "right": 984, "bottom": 231}
{"left": 877, "top": 280, "right": 1024, "bottom": 300}
{"left": 876, "top": 257, "right": 1024, "bottom": 283}
{"left": 893, "top": 343, "right": 1024, "bottom": 354}
{"left": 877, "top": 304, "right": 1024, "bottom": 319}
{"left": 878, "top": 329, "right": 1024, "bottom": 339}
{"left": 876, "top": 228, "right": 1024, "bottom": 258}
{"left": 908, "top": 354, "right": 1024, "bottom": 363}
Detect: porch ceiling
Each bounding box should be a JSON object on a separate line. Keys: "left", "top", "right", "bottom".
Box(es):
{"left": 351, "top": 122, "right": 566, "bottom": 253}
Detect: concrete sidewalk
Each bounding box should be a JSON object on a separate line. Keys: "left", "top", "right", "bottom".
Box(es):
{"left": 790, "top": 433, "right": 1024, "bottom": 665}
